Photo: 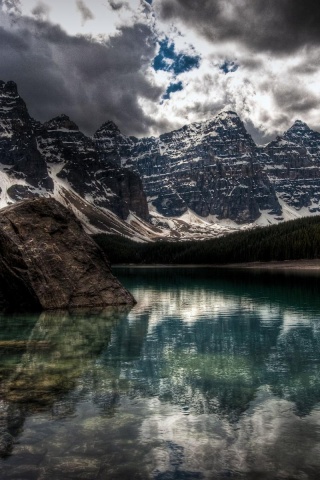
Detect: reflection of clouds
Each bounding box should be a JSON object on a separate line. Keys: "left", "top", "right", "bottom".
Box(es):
{"left": 139, "top": 397, "right": 233, "bottom": 476}
{"left": 282, "top": 309, "right": 320, "bottom": 334}
{"left": 129, "top": 286, "right": 257, "bottom": 327}
{"left": 1, "top": 278, "right": 320, "bottom": 477}
{"left": 139, "top": 388, "right": 320, "bottom": 478}
{"left": 128, "top": 285, "right": 315, "bottom": 333}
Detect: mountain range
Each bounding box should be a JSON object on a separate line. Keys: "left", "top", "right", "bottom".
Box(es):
{"left": 1, "top": 79, "right": 320, "bottom": 241}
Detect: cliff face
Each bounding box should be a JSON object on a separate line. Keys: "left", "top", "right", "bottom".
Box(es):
{"left": 0, "top": 82, "right": 149, "bottom": 223}
{"left": 1, "top": 79, "right": 320, "bottom": 239}
{"left": 0, "top": 198, "right": 135, "bottom": 311}
{"left": 259, "top": 121, "right": 320, "bottom": 213}
{"left": 95, "top": 112, "right": 281, "bottom": 223}
{"left": 0, "top": 81, "right": 52, "bottom": 191}
{"left": 95, "top": 112, "right": 320, "bottom": 224}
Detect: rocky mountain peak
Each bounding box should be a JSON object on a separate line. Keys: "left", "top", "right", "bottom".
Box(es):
{"left": 283, "top": 119, "right": 320, "bottom": 154}
{"left": 0, "top": 80, "right": 18, "bottom": 96}
{"left": 101, "top": 108, "right": 267, "bottom": 221}
{"left": 94, "top": 120, "right": 121, "bottom": 138}
{"left": 44, "top": 114, "right": 79, "bottom": 132}
{"left": 214, "top": 110, "right": 242, "bottom": 126}
{"left": 293, "top": 119, "right": 309, "bottom": 127}
{"left": 0, "top": 79, "right": 53, "bottom": 191}
{"left": 286, "top": 119, "right": 311, "bottom": 134}
{"left": 2, "top": 78, "right": 320, "bottom": 239}
{"left": 198, "top": 110, "right": 252, "bottom": 143}
{"left": 216, "top": 110, "right": 239, "bottom": 119}
{"left": 0, "top": 80, "right": 28, "bottom": 116}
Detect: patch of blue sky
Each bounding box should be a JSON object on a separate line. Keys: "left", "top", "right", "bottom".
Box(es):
{"left": 153, "top": 38, "right": 200, "bottom": 75}
{"left": 162, "top": 81, "right": 183, "bottom": 100}
{"left": 220, "top": 60, "right": 239, "bottom": 74}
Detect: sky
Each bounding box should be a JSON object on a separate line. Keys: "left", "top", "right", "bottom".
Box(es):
{"left": 0, "top": 0, "right": 320, "bottom": 143}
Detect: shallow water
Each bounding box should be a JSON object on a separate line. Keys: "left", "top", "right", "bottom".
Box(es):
{"left": 0, "top": 267, "right": 320, "bottom": 479}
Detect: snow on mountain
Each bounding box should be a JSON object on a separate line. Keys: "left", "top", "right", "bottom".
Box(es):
{"left": 94, "top": 110, "right": 280, "bottom": 223}
{"left": 94, "top": 110, "right": 320, "bottom": 229}
{"left": 261, "top": 123, "right": 320, "bottom": 213}
{"left": 0, "top": 79, "right": 320, "bottom": 242}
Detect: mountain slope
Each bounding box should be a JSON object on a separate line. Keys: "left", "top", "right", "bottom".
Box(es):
{"left": 95, "top": 111, "right": 281, "bottom": 223}
{"left": 260, "top": 122, "right": 320, "bottom": 213}
{"left": 0, "top": 80, "right": 52, "bottom": 192}
{"left": 95, "top": 112, "right": 320, "bottom": 228}
{"left": 0, "top": 81, "right": 155, "bottom": 239}
{"left": 1, "top": 79, "right": 320, "bottom": 242}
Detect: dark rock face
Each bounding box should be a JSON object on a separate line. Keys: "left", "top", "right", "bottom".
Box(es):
{"left": 95, "top": 112, "right": 281, "bottom": 222}
{"left": 1, "top": 79, "right": 320, "bottom": 232}
{"left": 0, "top": 430, "right": 13, "bottom": 457}
{"left": 95, "top": 112, "right": 320, "bottom": 223}
{"left": 0, "top": 81, "right": 53, "bottom": 190}
{"left": 94, "top": 120, "right": 132, "bottom": 166}
{"left": 7, "top": 184, "right": 41, "bottom": 202}
{"left": 260, "top": 123, "right": 320, "bottom": 212}
{"left": 284, "top": 120, "right": 320, "bottom": 154}
{"left": 0, "top": 198, "right": 135, "bottom": 310}
{"left": 0, "top": 82, "right": 149, "bottom": 223}
{"left": 37, "top": 115, "right": 149, "bottom": 221}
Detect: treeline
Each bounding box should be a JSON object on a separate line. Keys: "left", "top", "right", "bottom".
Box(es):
{"left": 93, "top": 216, "right": 320, "bottom": 264}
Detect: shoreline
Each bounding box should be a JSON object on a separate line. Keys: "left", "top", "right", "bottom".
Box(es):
{"left": 224, "top": 259, "right": 320, "bottom": 270}
{"left": 113, "top": 259, "right": 320, "bottom": 271}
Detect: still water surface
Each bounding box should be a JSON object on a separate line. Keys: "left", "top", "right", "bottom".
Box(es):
{"left": 0, "top": 267, "right": 320, "bottom": 479}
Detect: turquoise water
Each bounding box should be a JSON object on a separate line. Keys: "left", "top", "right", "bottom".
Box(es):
{"left": 0, "top": 267, "right": 320, "bottom": 479}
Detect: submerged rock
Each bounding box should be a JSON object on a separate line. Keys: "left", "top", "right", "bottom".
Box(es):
{"left": 0, "top": 430, "right": 13, "bottom": 456}
{"left": 0, "top": 198, "right": 135, "bottom": 310}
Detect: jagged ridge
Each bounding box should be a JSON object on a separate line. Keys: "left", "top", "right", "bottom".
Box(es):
{"left": 94, "top": 110, "right": 320, "bottom": 224}
{"left": 0, "top": 81, "right": 149, "bottom": 225}
{"left": 1, "top": 79, "right": 320, "bottom": 240}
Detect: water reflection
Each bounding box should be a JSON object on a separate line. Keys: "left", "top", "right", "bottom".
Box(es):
{"left": 0, "top": 308, "right": 129, "bottom": 456}
{"left": 0, "top": 268, "right": 320, "bottom": 479}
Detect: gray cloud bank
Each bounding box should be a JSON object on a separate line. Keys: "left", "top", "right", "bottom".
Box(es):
{"left": 157, "top": 0, "right": 320, "bottom": 54}
{"left": 0, "top": 5, "right": 162, "bottom": 135}
{"left": 31, "top": 1, "right": 50, "bottom": 20}
{"left": 154, "top": 0, "right": 320, "bottom": 141}
{"left": 0, "top": 0, "right": 319, "bottom": 142}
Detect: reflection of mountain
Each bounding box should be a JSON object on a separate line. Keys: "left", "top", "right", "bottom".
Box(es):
{"left": 1, "top": 269, "right": 320, "bottom": 478}
{"left": 113, "top": 268, "right": 320, "bottom": 417}
{"left": 118, "top": 267, "right": 320, "bottom": 319}
{"left": 0, "top": 308, "right": 129, "bottom": 456}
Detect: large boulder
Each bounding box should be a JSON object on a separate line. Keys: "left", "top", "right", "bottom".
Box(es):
{"left": 0, "top": 198, "right": 135, "bottom": 310}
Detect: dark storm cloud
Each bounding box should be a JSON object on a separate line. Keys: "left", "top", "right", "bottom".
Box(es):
{"left": 239, "top": 57, "right": 264, "bottom": 71}
{"left": 157, "top": 0, "right": 320, "bottom": 54}
{"left": 31, "top": 2, "right": 50, "bottom": 20}
{"left": 243, "top": 119, "right": 271, "bottom": 145}
{"left": 0, "top": 0, "right": 21, "bottom": 14}
{"left": 75, "top": 0, "right": 94, "bottom": 24}
{"left": 0, "top": 25, "right": 28, "bottom": 49}
{"left": 273, "top": 84, "right": 320, "bottom": 114}
{"left": 0, "top": 11, "right": 163, "bottom": 135}
{"left": 108, "top": 0, "right": 127, "bottom": 10}
{"left": 289, "top": 49, "right": 320, "bottom": 75}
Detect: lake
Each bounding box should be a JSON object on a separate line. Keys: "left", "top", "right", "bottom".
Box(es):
{"left": 0, "top": 267, "right": 320, "bottom": 479}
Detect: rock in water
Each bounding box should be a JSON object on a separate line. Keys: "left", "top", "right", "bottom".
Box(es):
{"left": 0, "top": 198, "right": 135, "bottom": 310}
